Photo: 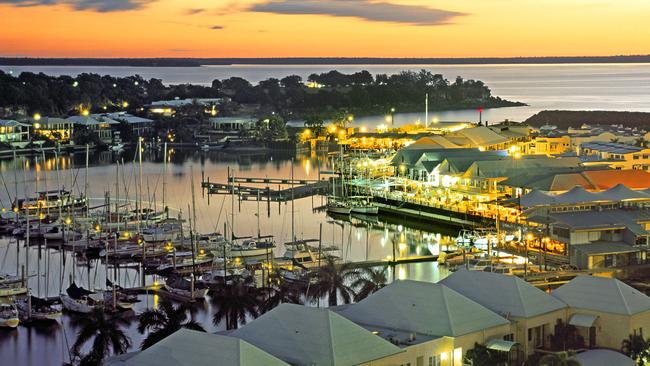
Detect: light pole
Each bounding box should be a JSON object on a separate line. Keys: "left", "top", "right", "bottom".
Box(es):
{"left": 390, "top": 107, "right": 395, "bottom": 126}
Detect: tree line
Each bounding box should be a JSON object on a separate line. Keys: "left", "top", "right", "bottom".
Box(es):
{"left": 0, "top": 69, "right": 522, "bottom": 119}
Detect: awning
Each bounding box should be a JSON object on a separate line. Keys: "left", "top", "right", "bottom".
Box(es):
{"left": 569, "top": 313, "right": 598, "bottom": 328}
{"left": 486, "top": 339, "right": 518, "bottom": 352}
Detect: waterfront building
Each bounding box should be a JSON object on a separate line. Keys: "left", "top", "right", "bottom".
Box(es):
{"left": 209, "top": 116, "right": 257, "bottom": 132}
{"left": 552, "top": 275, "right": 650, "bottom": 350}
{"left": 67, "top": 115, "right": 118, "bottom": 144}
{"left": 440, "top": 270, "right": 567, "bottom": 357}
{"left": 147, "top": 98, "right": 222, "bottom": 117}
{"left": 30, "top": 116, "right": 74, "bottom": 143}
{"left": 336, "top": 280, "right": 513, "bottom": 366}
{"left": 229, "top": 303, "right": 403, "bottom": 365}
{"left": 517, "top": 184, "right": 650, "bottom": 269}
{"left": 579, "top": 141, "right": 650, "bottom": 170}
{"left": 99, "top": 112, "right": 154, "bottom": 137}
{"left": 106, "top": 329, "right": 289, "bottom": 366}
{"left": 0, "top": 119, "right": 30, "bottom": 147}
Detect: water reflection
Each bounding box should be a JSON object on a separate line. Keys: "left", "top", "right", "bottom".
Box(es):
{"left": 0, "top": 147, "right": 457, "bottom": 365}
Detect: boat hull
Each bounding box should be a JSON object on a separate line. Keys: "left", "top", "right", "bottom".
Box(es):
{"left": 351, "top": 206, "right": 378, "bottom": 215}
{"left": 60, "top": 295, "right": 102, "bottom": 314}
{"left": 0, "top": 318, "right": 19, "bottom": 328}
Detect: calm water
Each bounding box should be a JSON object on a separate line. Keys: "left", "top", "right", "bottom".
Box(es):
{"left": 3, "top": 63, "right": 650, "bottom": 123}
{"left": 2, "top": 62, "right": 649, "bottom": 364}
{"left": 0, "top": 148, "right": 452, "bottom": 366}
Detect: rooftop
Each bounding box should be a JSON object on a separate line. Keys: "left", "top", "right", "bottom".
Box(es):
{"left": 439, "top": 270, "right": 567, "bottom": 318}
{"left": 105, "top": 329, "right": 288, "bottom": 366}
{"left": 230, "top": 303, "right": 402, "bottom": 366}
{"left": 336, "top": 280, "right": 510, "bottom": 337}
{"left": 581, "top": 141, "right": 645, "bottom": 154}
{"left": 552, "top": 275, "right": 650, "bottom": 315}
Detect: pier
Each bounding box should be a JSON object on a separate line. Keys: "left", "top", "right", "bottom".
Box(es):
{"left": 201, "top": 176, "right": 330, "bottom": 202}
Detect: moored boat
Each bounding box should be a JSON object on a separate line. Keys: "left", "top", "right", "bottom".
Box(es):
{"left": 0, "top": 302, "right": 20, "bottom": 328}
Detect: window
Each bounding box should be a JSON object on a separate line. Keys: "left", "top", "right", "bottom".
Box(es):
{"left": 429, "top": 355, "right": 441, "bottom": 366}
{"left": 504, "top": 333, "right": 514, "bottom": 342}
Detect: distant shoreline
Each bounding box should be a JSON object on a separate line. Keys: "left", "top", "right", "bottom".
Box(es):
{"left": 2, "top": 55, "right": 650, "bottom": 67}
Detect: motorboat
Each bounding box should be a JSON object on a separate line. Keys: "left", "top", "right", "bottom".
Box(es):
{"left": 13, "top": 190, "right": 87, "bottom": 214}
{"left": 455, "top": 229, "right": 498, "bottom": 250}
{"left": 0, "top": 302, "right": 19, "bottom": 328}
{"left": 282, "top": 240, "right": 340, "bottom": 269}
{"left": 157, "top": 255, "right": 215, "bottom": 275}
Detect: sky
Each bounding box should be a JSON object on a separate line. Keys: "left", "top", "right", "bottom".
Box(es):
{"left": 0, "top": 0, "right": 649, "bottom": 58}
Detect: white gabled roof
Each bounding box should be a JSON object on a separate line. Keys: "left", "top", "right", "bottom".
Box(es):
{"left": 570, "top": 349, "right": 635, "bottom": 366}
{"left": 338, "top": 280, "right": 510, "bottom": 337}
{"left": 440, "top": 270, "right": 567, "bottom": 318}
{"left": 552, "top": 275, "right": 650, "bottom": 315}
{"left": 105, "top": 329, "right": 288, "bottom": 366}
{"left": 230, "top": 303, "right": 402, "bottom": 366}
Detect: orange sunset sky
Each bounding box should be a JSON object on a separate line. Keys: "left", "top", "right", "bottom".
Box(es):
{"left": 0, "top": 0, "right": 648, "bottom": 58}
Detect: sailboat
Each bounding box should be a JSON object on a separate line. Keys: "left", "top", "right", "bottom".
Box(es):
{"left": 60, "top": 283, "right": 104, "bottom": 313}
{"left": 17, "top": 296, "right": 62, "bottom": 322}
{"left": 348, "top": 195, "right": 378, "bottom": 215}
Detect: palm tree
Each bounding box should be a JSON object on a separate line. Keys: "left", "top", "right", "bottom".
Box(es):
{"left": 350, "top": 266, "right": 388, "bottom": 302}
{"left": 71, "top": 308, "right": 131, "bottom": 365}
{"left": 621, "top": 334, "right": 650, "bottom": 365}
{"left": 308, "top": 257, "right": 356, "bottom": 307}
{"left": 210, "top": 278, "right": 260, "bottom": 330}
{"left": 137, "top": 299, "right": 205, "bottom": 350}
{"left": 261, "top": 270, "right": 305, "bottom": 313}
{"left": 634, "top": 137, "right": 649, "bottom": 148}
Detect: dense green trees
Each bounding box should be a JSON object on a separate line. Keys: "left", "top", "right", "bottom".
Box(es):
{"left": 0, "top": 69, "right": 520, "bottom": 120}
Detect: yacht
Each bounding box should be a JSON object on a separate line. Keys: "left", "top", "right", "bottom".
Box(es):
{"left": 348, "top": 196, "right": 378, "bottom": 215}
{"left": 282, "top": 240, "right": 340, "bottom": 269}
{"left": 326, "top": 196, "right": 351, "bottom": 215}
{"left": 164, "top": 276, "right": 208, "bottom": 300}
{"left": 17, "top": 296, "right": 62, "bottom": 322}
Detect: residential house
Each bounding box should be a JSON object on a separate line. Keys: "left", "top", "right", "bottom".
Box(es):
{"left": 440, "top": 270, "right": 568, "bottom": 357}
{"left": 579, "top": 141, "right": 650, "bottom": 170}
{"left": 101, "top": 112, "right": 154, "bottom": 137}
{"left": 0, "top": 119, "right": 30, "bottom": 148}
{"left": 147, "top": 98, "right": 221, "bottom": 117}
{"left": 209, "top": 116, "right": 256, "bottom": 132}
{"left": 552, "top": 276, "right": 650, "bottom": 350}
{"left": 31, "top": 117, "right": 74, "bottom": 143}
{"left": 68, "top": 115, "right": 117, "bottom": 144}
{"left": 336, "top": 280, "right": 513, "bottom": 366}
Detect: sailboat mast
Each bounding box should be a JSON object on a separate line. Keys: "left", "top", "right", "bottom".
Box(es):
{"left": 23, "top": 162, "right": 31, "bottom": 319}
{"left": 162, "top": 142, "right": 167, "bottom": 217}
{"left": 229, "top": 167, "right": 234, "bottom": 240}
{"left": 291, "top": 160, "right": 295, "bottom": 242}
{"left": 425, "top": 93, "right": 429, "bottom": 129}
{"left": 85, "top": 144, "right": 89, "bottom": 217}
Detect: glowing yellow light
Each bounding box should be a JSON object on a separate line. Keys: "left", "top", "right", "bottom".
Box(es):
{"left": 360, "top": 126, "right": 368, "bottom": 133}
{"left": 303, "top": 129, "right": 311, "bottom": 136}
{"left": 347, "top": 115, "right": 354, "bottom": 122}
{"left": 199, "top": 249, "right": 205, "bottom": 255}
{"left": 478, "top": 146, "right": 485, "bottom": 152}
{"left": 122, "top": 101, "right": 129, "bottom": 108}
{"left": 95, "top": 224, "right": 101, "bottom": 232}
{"left": 509, "top": 145, "right": 517, "bottom": 153}
{"left": 123, "top": 231, "right": 131, "bottom": 239}
{"left": 526, "top": 233, "right": 534, "bottom": 241}
{"left": 211, "top": 109, "right": 217, "bottom": 116}
{"left": 13, "top": 207, "right": 18, "bottom": 213}
{"left": 65, "top": 217, "right": 72, "bottom": 225}
{"left": 514, "top": 152, "right": 522, "bottom": 159}
{"left": 433, "top": 117, "right": 439, "bottom": 124}
{"left": 328, "top": 125, "right": 337, "bottom": 133}
{"left": 33, "top": 113, "right": 41, "bottom": 121}
{"left": 33, "top": 123, "right": 41, "bottom": 130}
{"left": 81, "top": 109, "right": 90, "bottom": 117}
{"left": 440, "top": 352, "right": 448, "bottom": 361}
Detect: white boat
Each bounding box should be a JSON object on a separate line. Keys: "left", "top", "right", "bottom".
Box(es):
{"left": 142, "top": 225, "right": 181, "bottom": 242}
{"left": 282, "top": 240, "right": 340, "bottom": 269}
{"left": 230, "top": 238, "right": 276, "bottom": 259}
{"left": 348, "top": 196, "right": 378, "bottom": 215}
{"left": 111, "top": 143, "right": 125, "bottom": 151}
{"left": 0, "top": 303, "right": 19, "bottom": 328}
{"left": 157, "top": 256, "right": 215, "bottom": 274}
{"left": 455, "top": 229, "right": 498, "bottom": 250}
{"left": 326, "top": 199, "right": 351, "bottom": 215}
{"left": 60, "top": 283, "right": 104, "bottom": 313}
{"left": 43, "top": 226, "right": 81, "bottom": 241}
{"left": 164, "top": 277, "right": 208, "bottom": 300}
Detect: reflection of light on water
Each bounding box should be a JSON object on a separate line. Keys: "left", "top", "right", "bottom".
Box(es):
{"left": 398, "top": 242, "right": 407, "bottom": 256}
{"left": 356, "top": 230, "right": 361, "bottom": 241}
{"left": 153, "top": 293, "right": 159, "bottom": 308}
{"left": 303, "top": 159, "right": 311, "bottom": 176}
{"left": 398, "top": 266, "right": 407, "bottom": 280}
{"left": 380, "top": 237, "right": 385, "bottom": 247}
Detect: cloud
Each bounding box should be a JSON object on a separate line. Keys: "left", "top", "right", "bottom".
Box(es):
{"left": 211, "top": 25, "right": 225, "bottom": 30}
{"left": 0, "top": 0, "right": 154, "bottom": 12}
{"left": 249, "top": 0, "right": 465, "bottom": 26}
{"left": 186, "top": 8, "right": 205, "bottom": 15}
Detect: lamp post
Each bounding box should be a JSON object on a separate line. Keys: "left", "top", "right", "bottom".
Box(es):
{"left": 525, "top": 233, "right": 533, "bottom": 280}
{"left": 478, "top": 107, "right": 484, "bottom": 125}
{"left": 389, "top": 107, "right": 395, "bottom": 126}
